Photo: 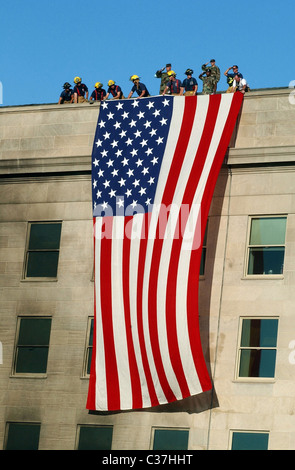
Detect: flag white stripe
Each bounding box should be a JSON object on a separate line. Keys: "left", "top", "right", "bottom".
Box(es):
{"left": 94, "top": 217, "right": 108, "bottom": 411}
{"left": 111, "top": 216, "right": 133, "bottom": 410}
{"left": 141, "top": 98, "right": 185, "bottom": 404}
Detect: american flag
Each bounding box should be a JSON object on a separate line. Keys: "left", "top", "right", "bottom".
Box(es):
{"left": 87, "top": 93, "right": 243, "bottom": 411}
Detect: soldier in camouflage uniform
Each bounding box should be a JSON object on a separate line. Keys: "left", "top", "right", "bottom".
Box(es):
{"left": 199, "top": 69, "right": 216, "bottom": 95}
{"left": 155, "top": 63, "right": 171, "bottom": 95}
{"left": 201, "top": 59, "right": 220, "bottom": 93}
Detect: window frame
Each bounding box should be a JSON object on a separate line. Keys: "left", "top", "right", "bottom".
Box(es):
{"left": 4, "top": 421, "right": 41, "bottom": 450}
{"left": 235, "top": 316, "right": 279, "bottom": 382}
{"left": 150, "top": 427, "right": 190, "bottom": 450}
{"left": 82, "top": 316, "right": 94, "bottom": 378}
{"left": 23, "top": 221, "right": 62, "bottom": 281}
{"left": 230, "top": 430, "right": 269, "bottom": 450}
{"left": 244, "top": 215, "right": 287, "bottom": 279}
{"left": 11, "top": 316, "right": 52, "bottom": 378}
{"left": 75, "top": 424, "right": 113, "bottom": 450}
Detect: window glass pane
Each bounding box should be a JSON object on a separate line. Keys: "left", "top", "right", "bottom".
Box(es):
{"left": 200, "top": 248, "right": 206, "bottom": 276}
{"left": 248, "top": 247, "right": 285, "bottom": 275}
{"left": 86, "top": 349, "right": 93, "bottom": 375}
{"left": 78, "top": 426, "right": 113, "bottom": 450}
{"left": 239, "top": 349, "right": 277, "bottom": 378}
{"left": 89, "top": 319, "right": 94, "bottom": 346}
{"left": 249, "top": 217, "right": 286, "bottom": 246}
{"left": 29, "top": 223, "right": 61, "bottom": 250}
{"left": 27, "top": 251, "right": 59, "bottom": 277}
{"left": 5, "top": 423, "right": 40, "bottom": 450}
{"left": 153, "top": 429, "right": 189, "bottom": 450}
{"left": 18, "top": 318, "right": 51, "bottom": 345}
{"left": 241, "top": 319, "right": 278, "bottom": 348}
{"left": 15, "top": 347, "right": 49, "bottom": 373}
{"left": 232, "top": 432, "right": 269, "bottom": 450}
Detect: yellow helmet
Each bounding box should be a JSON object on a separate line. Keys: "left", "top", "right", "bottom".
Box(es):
{"left": 167, "top": 70, "right": 176, "bottom": 77}
{"left": 74, "top": 76, "right": 82, "bottom": 84}
{"left": 108, "top": 80, "right": 115, "bottom": 86}
{"left": 95, "top": 82, "right": 103, "bottom": 88}
{"left": 130, "top": 74, "right": 140, "bottom": 81}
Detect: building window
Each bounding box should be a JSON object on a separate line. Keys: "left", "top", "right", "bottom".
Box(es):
{"left": 24, "top": 222, "right": 62, "bottom": 279}
{"left": 13, "top": 317, "right": 52, "bottom": 375}
{"left": 76, "top": 425, "right": 113, "bottom": 450}
{"left": 246, "top": 216, "right": 287, "bottom": 276}
{"left": 83, "top": 317, "right": 94, "bottom": 377}
{"left": 237, "top": 318, "right": 278, "bottom": 379}
{"left": 231, "top": 431, "right": 269, "bottom": 450}
{"left": 200, "top": 222, "right": 208, "bottom": 276}
{"left": 4, "top": 422, "right": 41, "bottom": 450}
{"left": 152, "top": 428, "right": 189, "bottom": 450}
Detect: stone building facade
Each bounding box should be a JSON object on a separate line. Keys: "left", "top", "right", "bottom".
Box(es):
{"left": 0, "top": 88, "right": 295, "bottom": 450}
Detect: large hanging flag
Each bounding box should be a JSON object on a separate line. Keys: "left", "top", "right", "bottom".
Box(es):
{"left": 87, "top": 92, "right": 243, "bottom": 411}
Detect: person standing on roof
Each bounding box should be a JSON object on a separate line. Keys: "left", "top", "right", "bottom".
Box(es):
{"left": 182, "top": 69, "right": 198, "bottom": 96}
{"left": 89, "top": 82, "right": 106, "bottom": 103}
{"left": 105, "top": 80, "right": 124, "bottom": 100}
{"left": 162, "top": 71, "right": 184, "bottom": 96}
{"left": 201, "top": 59, "right": 220, "bottom": 93}
{"left": 155, "top": 63, "right": 172, "bottom": 94}
{"left": 199, "top": 69, "right": 216, "bottom": 95}
{"left": 128, "top": 75, "right": 150, "bottom": 98}
{"left": 58, "top": 82, "right": 74, "bottom": 104}
{"left": 73, "top": 77, "right": 88, "bottom": 103}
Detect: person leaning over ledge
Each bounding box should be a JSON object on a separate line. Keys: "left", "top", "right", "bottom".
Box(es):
{"left": 128, "top": 75, "right": 150, "bottom": 98}
{"left": 73, "top": 76, "right": 89, "bottom": 103}
{"left": 58, "top": 82, "right": 74, "bottom": 104}
{"left": 232, "top": 74, "right": 249, "bottom": 94}
{"left": 105, "top": 80, "right": 125, "bottom": 100}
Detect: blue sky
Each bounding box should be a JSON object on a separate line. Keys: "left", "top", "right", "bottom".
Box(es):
{"left": 1, "top": 0, "right": 294, "bottom": 106}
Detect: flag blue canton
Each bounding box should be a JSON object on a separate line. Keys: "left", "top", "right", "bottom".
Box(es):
{"left": 92, "top": 96, "right": 173, "bottom": 217}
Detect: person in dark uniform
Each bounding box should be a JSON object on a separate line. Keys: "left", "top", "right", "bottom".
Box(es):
{"left": 105, "top": 80, "right": 124, "bottom": 100}
{"left": 73, "top": 77, "right": 88, "bottom": 103}
{"left": 128, "top": 75, "right": 150, "bottom": 98}
{"left": 58, "top": 82, "right": 74, "bottom": 104}
{"left": 90, "top": 82, "right": 106, "bottom": 102}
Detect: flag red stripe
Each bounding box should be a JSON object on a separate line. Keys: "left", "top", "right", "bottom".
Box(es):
{"left": 122, "top": 216, "right": 143, "bottom": 409}
{"left": 147, "top": 97, "right": 197, "bottom": 401}
{"left": 187, "top": 92, "right": 244, "bottom": 390}
{"left": 100, "top": 217, "right": 120, "bottom": 410}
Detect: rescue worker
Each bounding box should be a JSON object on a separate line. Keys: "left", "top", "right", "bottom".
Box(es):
{"left": 199, "top": 69, "right": 216, "bottom": 95}
{"left": 73, "top": 77, "right": 88, "bottom": 103}
{"left": 162, "top": 71, "right": 184, "bottom": 96}
{"left": 90, "top": 82, "right": 106, "bottom": 103}
{"left": 105, "top": 80, "right": 124, "bottom": 100}
{"left": 155, "top": 63, "right": 172, "bottom": 94}
{"left": 182, "top": 69, "right": 198, "bottom": 96}
{"left": 201, "top": 59, "right": 220, "bottom": 93}
{"left": 58, "top": 82, "right": 74, "bottom": 104}
{"left": 128, "top": 75, "right": 150, "bottom": 98}
{"left": 232, "top": 74, "right": 249, "bottom": 94}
